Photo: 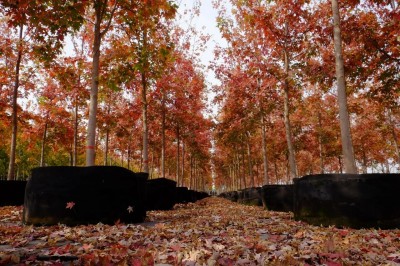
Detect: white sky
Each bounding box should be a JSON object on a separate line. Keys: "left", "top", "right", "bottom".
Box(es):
{"left": 177, "top": 0, "right": 229, "bottom": 115}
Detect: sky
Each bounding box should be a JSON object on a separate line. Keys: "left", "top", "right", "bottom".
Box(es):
{"left": 177, "top": 0, "right": 229, "bottom": 115}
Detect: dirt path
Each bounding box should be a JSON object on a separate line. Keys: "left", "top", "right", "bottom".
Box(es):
{"left": 0, "top": 197, "right": 400, "bottom": 265}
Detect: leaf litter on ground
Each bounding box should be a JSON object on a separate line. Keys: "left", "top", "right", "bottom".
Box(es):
{"left": 0, "top": 197, "right": 399, "bottom": 265}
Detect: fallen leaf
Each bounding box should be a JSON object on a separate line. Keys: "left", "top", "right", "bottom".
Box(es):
{"left": 66, "top": 202, "right": 75, "bottom": 209}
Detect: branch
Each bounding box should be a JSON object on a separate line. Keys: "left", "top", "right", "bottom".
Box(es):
{"left": 100, "top": 0, "right": 117, "bottom": 38}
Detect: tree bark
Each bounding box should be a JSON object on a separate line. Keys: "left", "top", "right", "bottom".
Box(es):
{"left": 388, "top": 109, "right": 400, "bottom": 168}
{"left": 86, "top": 0, "right": 117, "bottom": 166}
{"left": 104, "top": 129, "right": 109, "bottom": 166}
{"left": 176, "top": 126, "right": 180, "bottom": 185}
{"left": 241, "top": 144, "right": 247, "bottom": 188}
{"left": 261, "top": 115, "right": 269, "bottom": 185}
{"left": 40, "top": 117, "right": 48, "bottom": 167}
{"left": 73, "top": 97, "right": 79, "bottom": 166}
{"left": 317, "top": 111, "right": 325, "bottom": 174}
{"left": 127, "top": 144, "right": 131, "bottom": 170}
{"left": 161, "top": 87, "right": 166, "bottom": 177}
{"left": 189, "top": 155, "right": 193, "bottom": 189}
{"left": 7, "top": 24, "right": 23, "bottom": 181}
{"left": 181, "top": 141, "right": 185, "bottom": 186}
{"left": 141, "top": 70, "right": 149, "bottom": 173}
{"left": 86, "top": 2, "right": 102, "bottom": 166}
{"left": 246, "top": 132, "right": 254, "bottom": 187}
{"left": 283, "top": 22, "right": 297, "bottom": 179}
{"left": 331, "top": 0, "right": 357, "bottom": 173}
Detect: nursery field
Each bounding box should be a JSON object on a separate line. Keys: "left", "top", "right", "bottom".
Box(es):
{"left": 1, "top": 197, "right": 400, "bottom": 265}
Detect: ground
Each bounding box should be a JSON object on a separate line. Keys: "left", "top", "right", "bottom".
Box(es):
{"left": 0, "top": 197, "right": 400, "bottom": 265}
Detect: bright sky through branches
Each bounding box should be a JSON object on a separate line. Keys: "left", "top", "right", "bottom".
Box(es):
{"left": 177, "top": 0, "right": 229, "bottom": 116}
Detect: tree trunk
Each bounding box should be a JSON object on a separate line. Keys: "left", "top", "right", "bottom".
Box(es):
{"left": 181, "top": 141, "right": 185, "bottom": 186}
{"left": 362, "top": 146, "right": 368, "bottom": 173}
{"left": 283, "top": 43, "right": 297, "bottom": 179}
{"left": 104, "top": 129, "right": 109, "bottom": 166}
{"left": 176, "top": 126, "right": 180, "bottom": 185}
{"left": 241, "top": 145, "right": 246, "bottom": 188}
{"left": 388, "top": 109, "right": 400, "bottom": 168}
{"left": 86, "top": 3, "right": 102, "bottom": 166}
{"left": 141, "top": 70, "right": 149, "bottom": 173}
{"left": 7, "top": 24, "right": 23, "bottom": 181}
{"left": 390, "top": 0, "right": 397, "bottom": 9}
{"left": 189, "top": 155, "right": 193, "bottom": 189}
{"left": 317, "top": 112, "right": 325, "bottom": 174}
{"left": 40, "top": 118, "right": 48, "bottom": 167}
{"left": 235, "top": 152, "right": 241, "bottom": 189}
{"left": 331, "top": 0, "right": 357, "bottom": 174}
{"left": 73, "top": 97, "right": 79, "bottom": 166}
{"left": 246, "top": 132, "right": 254, "bottom": 187}
{"left": 127, "top": 144, "right": 131, "bottom": 170}
{"left": 261, "top": 115, "right": 269, "bottom": 185}
{"left": 161, "top": 87, "right": 166, "bottom": 177}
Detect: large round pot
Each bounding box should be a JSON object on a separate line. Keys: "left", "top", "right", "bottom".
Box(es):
{"left": 261, "top": 184, "right": 293, "bottom": 212}
{"left": 146, "top": 178, "right": 176, "bottom": 211}
{"left": 0, "top": 180, "right": 27, "bottom": 206}
{"left": 238, "top": 187, "right": 262, "bottom": 206}
{"left": 294, "top": 174, "right": 400, "bottom": 229}
{"left": 23, "top": 166, "right": 148, "bottom": 226}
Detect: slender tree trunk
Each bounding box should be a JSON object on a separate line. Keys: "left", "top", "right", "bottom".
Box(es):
{"left": 193, "top": 158, "right": 197, "bottom": 190}
{"left": 317, "top": 112, "right": 325, "bottom": 174}
{"left": 189, "top": 155, "right": 193, "bottom": 189}
{"left": 241, "top": 145, "right": 246, "bottom": 188}
{"left": 7, "top": 24, "right": 23, "bottom": 181}
{"left": 362, "top": 146, "right": 368, "bottom": 173}
{"left": 176, "top": 126, "right": 180, "bottom": 185}
{"left": 161, "top": 87, "right": 166, "bottom": 177}
{"left": 338, "top": 155, "right": 343, "bottom": 173}
{"left": 261, "top": 115, "right": 269, "bottom": 185}
{"left": 127, "top": 144, "right": 131, "bottom": 170}
{"left": 40, "top": 118, "right": 48, "bottom": 167}
{"left": 86, "top": 0, "right": 117, "bottom": 166}
{"left": 331, "top": 0, "right": 357, "bottom": 174}
{"left": 283, "top": 44, "right": 297, "bottom": 179}
{"left": 202, "top": 174, "right": 205, "bottom": 192}
{"left": 104, "top": 129, "right": 109, "bottom": 166}
{"left": 141, "top": 70, "right": 149, "bottom": 173}
{"left": 390, "top": 0, "right": 397, "bottom": 9}
{"left": 149, "top": 152, "right": 154, "bottom": 178}
{"left": 388, "top": 109, "right": 400, "bottom": 168}
{"left": 181, "top": 141, "right": 185, "bottom": 187}
{"left": 273, "top": 152, "right": 278, "bottom": 182}
{"left": 235, "top": 152, "right": 241, "bottom": 189}
{"left": 86, "top": 4, "right": 102, "bottom": 166}
{"left": 246, "top": 132, "right": 254, "bottom": 187}
{"left": 73, "top": 98, "right": 79, "bottom": 166}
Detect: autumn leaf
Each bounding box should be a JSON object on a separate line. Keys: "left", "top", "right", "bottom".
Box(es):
{"left": 66, "top": 202, "right": 75, "bottom": 209}
{"left": 82, "top": 243, "right": 93, "bottom": 252}
{"left": 127, "top": 206, "right": 134, "bottom": 213}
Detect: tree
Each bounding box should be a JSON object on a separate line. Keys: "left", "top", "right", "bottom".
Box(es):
{"left": 331, "top": 0, "right": 357, "bottom": 173}
{"left": 0, "top": 0, "right": 85, "bottom": 179}
{"left": 86, "top": 0, "right": 118, "bottom": 166}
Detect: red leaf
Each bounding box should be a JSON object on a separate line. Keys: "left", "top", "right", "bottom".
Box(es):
{"left": 66, "top": 202, "right": 75, "bottom": 209}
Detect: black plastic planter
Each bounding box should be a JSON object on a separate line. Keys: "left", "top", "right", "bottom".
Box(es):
{"left": 146, "top": 178, "right": 177, "bottom": 211}
{"left": 294, "top": 174, "right": 400, "bottom": 229}
{"left": 222, "top": 191, "right": 238, "bottom": 202}
{"left": 175, "top": 187, "right": 190, "bottom": 203}
{"left": 238, "top": 187, "right": 262, "bottom": 206}
{"left": 197, "top": 191, "right": 209, "bottom": 201}
{"left": 23, "top": 166, "right": 148, "bottom": 226}
{"left": 0, "top": 180, "right": 27, "bottom": 206}
{"left": 261, "top": 184, "right": 294, "bottom": 212}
